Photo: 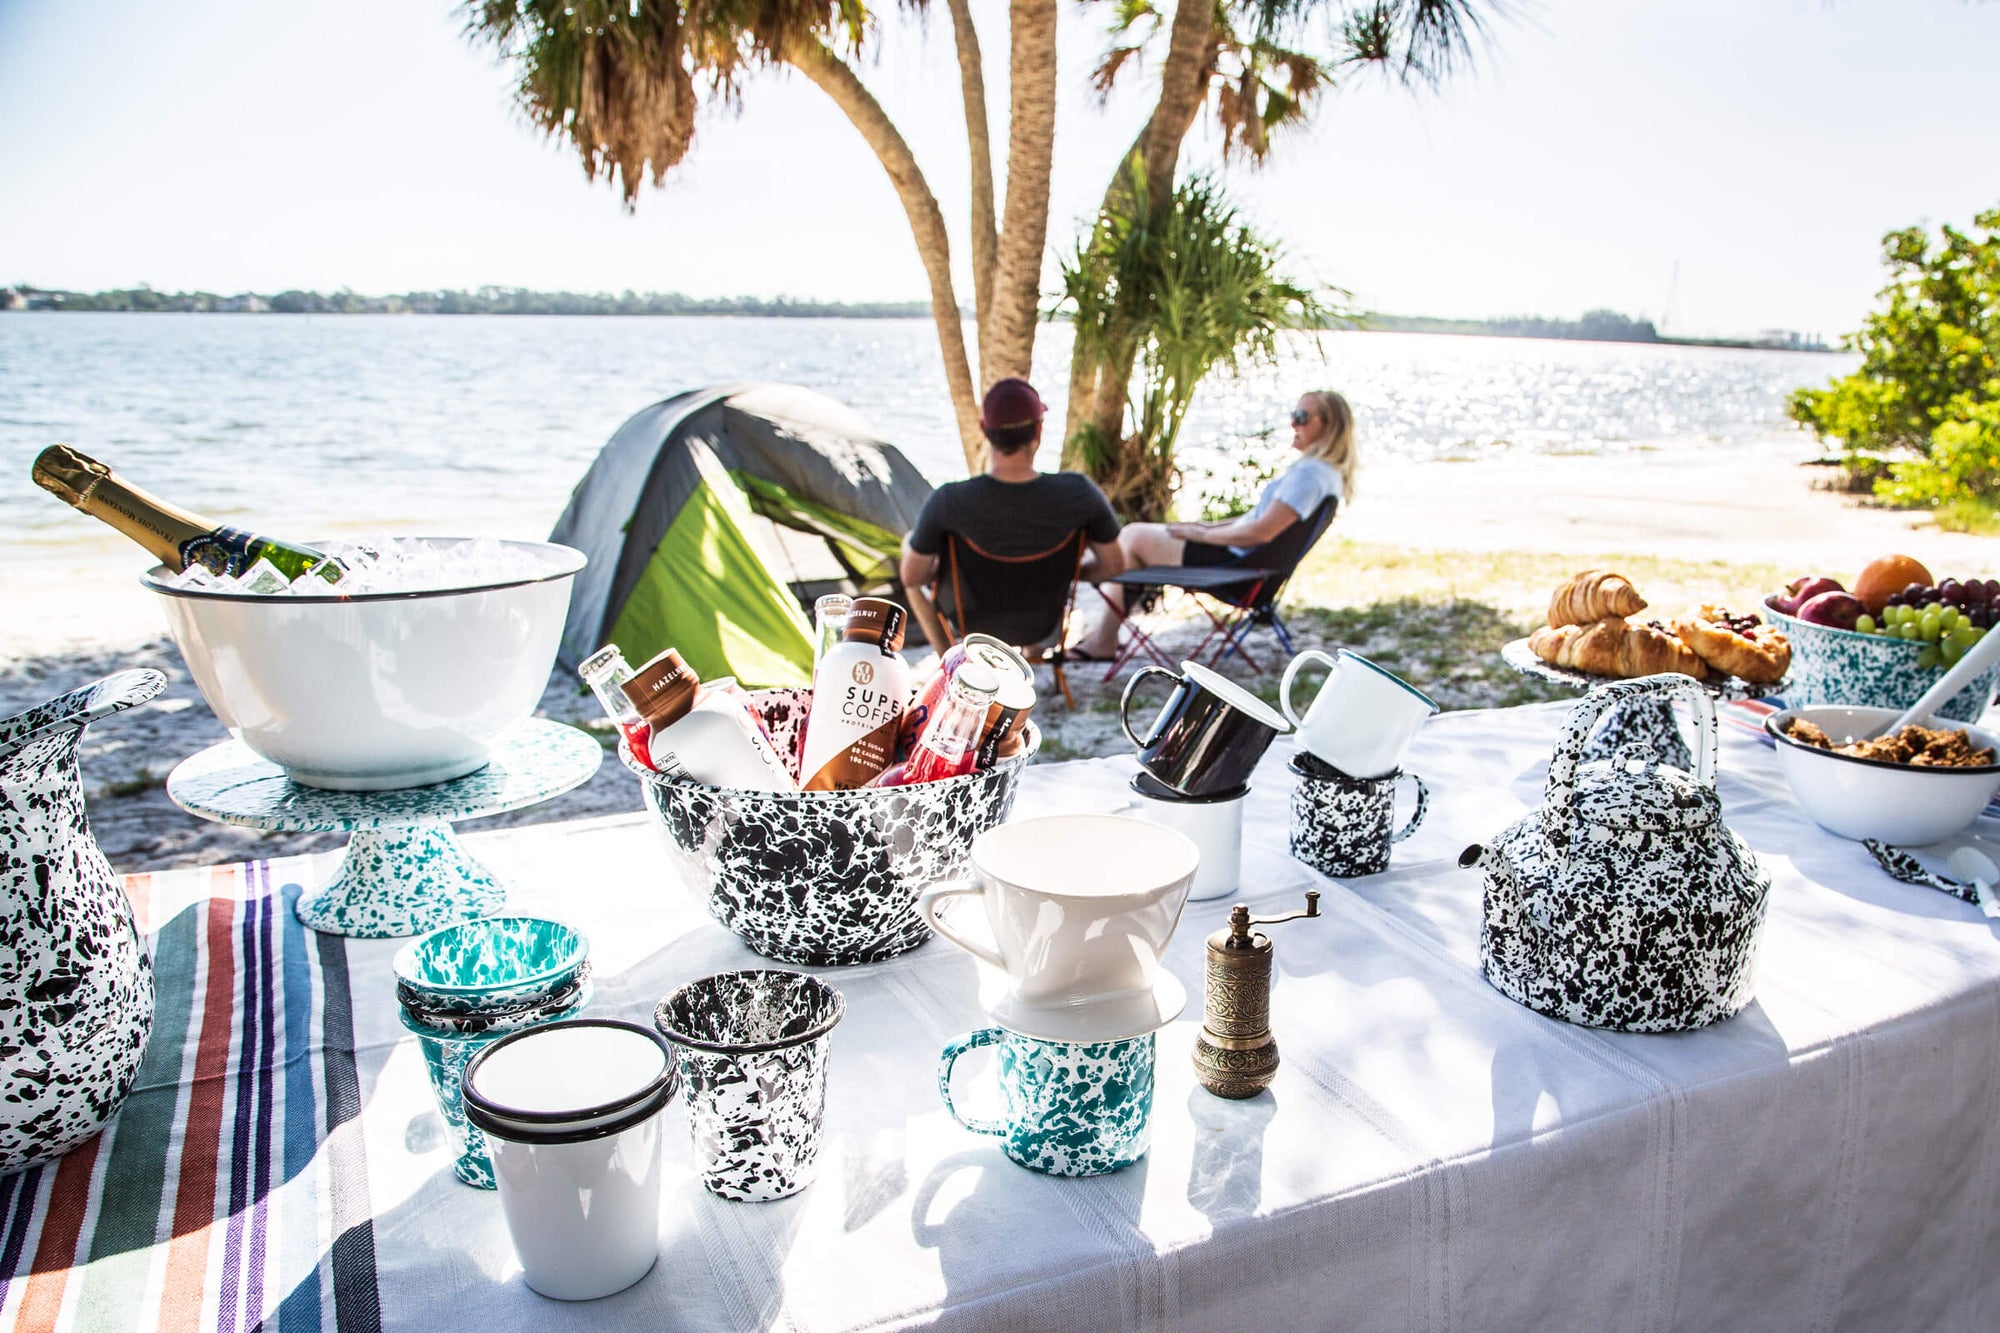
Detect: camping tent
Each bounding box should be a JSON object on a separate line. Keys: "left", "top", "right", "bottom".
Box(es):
{"left": 551, "top": 383, "right": 934, "bottom": 686}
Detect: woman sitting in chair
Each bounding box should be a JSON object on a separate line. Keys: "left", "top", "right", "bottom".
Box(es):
{"left": 1071, "top": 390, "right": 1357, "bottom": 660}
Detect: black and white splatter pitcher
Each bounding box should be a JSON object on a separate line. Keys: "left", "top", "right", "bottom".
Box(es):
{"left": 1459, "top": 674, "right": 1771, "bottom": 1033}
{"left": 0, "top": 669, "right": 163, "bottom": 1176}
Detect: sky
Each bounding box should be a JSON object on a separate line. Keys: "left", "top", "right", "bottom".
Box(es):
{"left": 1, "top": 0, "right": 1996, "bottom": 338}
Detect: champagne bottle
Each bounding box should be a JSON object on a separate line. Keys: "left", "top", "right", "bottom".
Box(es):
{"left": 31, "top": 445, "right": 344, "bottom": 584}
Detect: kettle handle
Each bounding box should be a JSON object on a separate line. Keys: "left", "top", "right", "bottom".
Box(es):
{"left": 1543, "top": 673, "right": 1717, "bottom": 864}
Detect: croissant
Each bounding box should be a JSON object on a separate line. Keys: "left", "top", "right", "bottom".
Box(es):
{"left": 1528, "top": 617, "right": 1708, "bottom": 681}
{"left": 1547, "top": 570, "right": 1648, "bottom": 628}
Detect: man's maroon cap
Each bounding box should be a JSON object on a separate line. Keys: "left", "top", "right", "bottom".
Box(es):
{"left": 980, "top": 377, "right": 1046, "bottom": 433}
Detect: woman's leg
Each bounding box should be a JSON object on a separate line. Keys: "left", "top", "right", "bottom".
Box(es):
{"left": 1075, "top": 523, "right": 1186, "bottom": 656}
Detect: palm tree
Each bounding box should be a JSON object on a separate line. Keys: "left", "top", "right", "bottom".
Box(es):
{"left": 1062, "top": 0, "right": 1506, "bottom": 501}
{"left": 463, "top": 0, "right": 1060, "bottom": 472}
{"left": 1058, "top": 163, "right": 1331, "bottom": 517}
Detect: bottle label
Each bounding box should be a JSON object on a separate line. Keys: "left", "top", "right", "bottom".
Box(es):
{"left": 803, "top": 714, "right": 902, "bottom": 791}
{"left": 179, "top": 526, "right": 259, "bottom": 577}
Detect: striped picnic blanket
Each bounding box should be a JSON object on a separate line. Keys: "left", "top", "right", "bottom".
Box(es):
{"left": 0, "top": 862, "right": 378, "bottom": 1333}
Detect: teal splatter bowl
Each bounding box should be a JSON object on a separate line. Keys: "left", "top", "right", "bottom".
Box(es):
{"left": 1765, "top": 601, "right": 2000, "bottom": 723}
{"left": 394, "top": 917, "right": 590, "bottom": 1016}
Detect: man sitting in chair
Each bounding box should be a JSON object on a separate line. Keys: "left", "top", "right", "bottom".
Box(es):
{"left": 900, "top": 377, "right": 1127, "bottom": 656}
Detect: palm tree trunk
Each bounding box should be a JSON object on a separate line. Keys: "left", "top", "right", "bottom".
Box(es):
{"left": 1068, "top": 0, "right": 1217, "bottom": 506}
{"left": 984, "top": 0, "right": 1059, "bottom": 383}
{"left": 944, "top": 0, "right": 998, "bottom": 387}
{"left": 792, "top": 40, "right": 986, "bottom": 471}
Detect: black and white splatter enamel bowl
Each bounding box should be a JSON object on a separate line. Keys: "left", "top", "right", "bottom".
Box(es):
{"left": 626, "top": 688, "right": 1038, "bottom": 966}
{"left": 1766, "top": 704, "right": 2000, "bottom": 844}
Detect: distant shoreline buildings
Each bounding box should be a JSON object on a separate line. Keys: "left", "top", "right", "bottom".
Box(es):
{"left": 0, "top": 285, "right": 1832, "bottom": 351}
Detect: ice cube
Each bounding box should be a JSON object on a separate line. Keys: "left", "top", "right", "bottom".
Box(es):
{"left": 236, "top": 559, "right": 292, "bottom": 596}
{"left": 168, "top": 564, "right": 226, "bottom": 591}
{"left": 291, "top": 559, "right": 344, "bottom": 593}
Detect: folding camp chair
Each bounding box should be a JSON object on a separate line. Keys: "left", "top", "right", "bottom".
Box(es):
{"left": 934, "top": 529, "right": 1089, "bottom": 707}
{"left": 1092, "top": 497, "right": 1338, "bottom": 680}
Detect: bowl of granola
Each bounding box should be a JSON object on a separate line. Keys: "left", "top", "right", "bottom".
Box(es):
{"left": 1765, "top": 705, "right": 2000, "bottom": 844}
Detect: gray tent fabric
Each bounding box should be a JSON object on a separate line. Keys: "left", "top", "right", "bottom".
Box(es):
{"left": 550, "top": 383, "right": 935, "bottom": 672}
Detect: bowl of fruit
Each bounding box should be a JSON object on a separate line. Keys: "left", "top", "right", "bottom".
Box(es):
{"left": 1764, "top": 555, "right": 2000, "bottom": 723}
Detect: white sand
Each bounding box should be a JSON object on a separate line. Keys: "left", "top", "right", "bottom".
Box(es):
{"left": 9, "top": 452, "right": 1994, "bottom": 662}
{"left": 1341, "top": 452, "right": 1996, "bottom": 572}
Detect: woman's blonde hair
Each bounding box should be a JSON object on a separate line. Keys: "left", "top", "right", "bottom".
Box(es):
{"left": 1299, "top": 390, "right": 1358, "bottom": 499}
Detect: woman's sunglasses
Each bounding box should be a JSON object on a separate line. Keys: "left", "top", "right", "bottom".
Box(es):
{"left": 1290, "top": 408, "right": 1315, "bottom": 427}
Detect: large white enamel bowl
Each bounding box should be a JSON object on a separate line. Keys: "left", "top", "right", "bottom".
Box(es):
{"left": 145, "top": 539, "right": 585, "bottom": 791}
{"left": 1765, "top": 704, "right": 2000, "bottom": 845}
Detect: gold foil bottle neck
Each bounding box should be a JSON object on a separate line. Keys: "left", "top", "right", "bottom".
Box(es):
{"left": 31, "top": 445, "right": 110, "bottom": 509}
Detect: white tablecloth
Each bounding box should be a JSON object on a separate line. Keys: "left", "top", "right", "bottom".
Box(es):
{"left": 339, "top": 701, "right": 2000, "bottom": 1331}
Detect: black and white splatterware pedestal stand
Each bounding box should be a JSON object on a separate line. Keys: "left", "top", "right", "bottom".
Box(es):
{"left": 166, "top": 719, "right": 602, "bottom": 939}
{"left": 1500, "top": 638, "right": 1782, "bottom": 772}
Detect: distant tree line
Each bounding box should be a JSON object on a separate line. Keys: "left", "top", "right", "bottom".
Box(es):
{"left": 0, "top": 284, "right": 937, "bottom": 318}
{"left": 1362, "top": 308, "right": 1661, "bottom": 342}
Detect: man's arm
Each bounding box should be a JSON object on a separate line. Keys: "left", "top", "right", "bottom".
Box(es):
{"left": 899, "top": 538, "right": 939, "bottom": 593}
{"left": 1079, "top": 538, "right": 1126, "bottom": 582}
{"left": 899, "top": 537, "right": 953, "bottom": 654}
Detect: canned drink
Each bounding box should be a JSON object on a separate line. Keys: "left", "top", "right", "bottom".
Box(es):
{"left": 977, "top": 672, "right": 1036, "bottom": 768}
{"left": 901, "top": 634, "right": 1036, "bottom": 761}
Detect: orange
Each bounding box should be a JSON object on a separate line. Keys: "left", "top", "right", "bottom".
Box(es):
{"left": 1854, "top": 554, "right": 1935, "bottom": 616}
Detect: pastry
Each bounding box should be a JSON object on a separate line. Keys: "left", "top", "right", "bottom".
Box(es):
{"left": 1673, "top": 606, "right": 1791, "bottom": 683}
{"left": 1547, "top": 570, "right": 1648, "bottom": 628}
{"left": 1529, "top": 616, "right": 1709, "bottom": 681}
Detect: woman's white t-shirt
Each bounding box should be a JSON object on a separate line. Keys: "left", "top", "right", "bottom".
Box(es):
{"left": 1231, "top": 457, "right": 1343, "bottom": 556}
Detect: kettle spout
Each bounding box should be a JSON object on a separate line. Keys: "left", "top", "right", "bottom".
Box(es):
{"left": 1459, "top": 843, "right": 1514, "bottom": 889}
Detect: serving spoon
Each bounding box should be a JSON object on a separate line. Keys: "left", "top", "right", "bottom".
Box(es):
{"left": 1879, "top": 623, "right": 2000, "bottom": 737}
{"left": 1947, "top": 846, "right": 2000, "bottom": 919}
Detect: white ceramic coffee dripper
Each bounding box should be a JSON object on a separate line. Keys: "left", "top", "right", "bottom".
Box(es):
{"left": 1279, "top": 648, "right": 1439, "bottom": 780}
{"left": 917, "top": 814, "right": 1198, "bottom": 1042}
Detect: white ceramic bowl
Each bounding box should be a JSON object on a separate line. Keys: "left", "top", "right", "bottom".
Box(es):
{"left": 145, "top": 539, "right": 585, "bottom": 791}
{"left": 1765, "top": 704, "right": 2000, "bottom": 845}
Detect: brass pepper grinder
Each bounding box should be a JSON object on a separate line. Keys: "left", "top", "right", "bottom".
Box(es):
{"left": 1193, "top": 891, "right": 1321, "bottom": 1099}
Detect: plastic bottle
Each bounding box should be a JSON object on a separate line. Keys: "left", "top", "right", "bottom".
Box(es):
{"left": 621, "top": 649, "right": 797, "bottom": 792}
{"left": 799, "top": 597, "right": 911, "bottom": 791}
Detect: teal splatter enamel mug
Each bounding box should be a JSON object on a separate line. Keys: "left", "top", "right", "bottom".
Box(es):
{"left": 937, "top": 1029, "right": 1154, "bottom": 1177}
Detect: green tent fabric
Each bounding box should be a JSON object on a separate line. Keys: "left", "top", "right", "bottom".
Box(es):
{"left": 551, "top": 383, "right": 935, "bottom": 687}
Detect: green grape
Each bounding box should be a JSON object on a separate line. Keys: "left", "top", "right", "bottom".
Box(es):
{"left": 1855, "top": 614, "right": 1877, "bottom": 634}
{"left": 1900, "top": 621, "right": 1923, "bottom": 640}
{"left": 1949, "top": 625, "right": 1983, "bottom": 651}
{"left": 1919, "top": 645, "right": 1943, "bottom": 669}
{"left": 1921, "top": 607, "right": 1944, "bottom": 638}
{"left": 1944, "top": 608, "right": 1963, "bottom": 631}
{"left": 1943, "top": 636, "right": 1967, "bottom": 666}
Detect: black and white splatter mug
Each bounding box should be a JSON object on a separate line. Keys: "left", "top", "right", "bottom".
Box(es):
{"left": 1288, "top": 754, "right": 1430, "bottom": 878}
{"left": 653, "top": 969, "right": 844, "bottom": 1202}
{"left": 1120, "top": 660, "right": 1291, "bottom": 798}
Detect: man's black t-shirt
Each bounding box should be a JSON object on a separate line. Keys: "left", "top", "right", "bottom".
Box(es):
{"left": 906, "top": 472, "right": 1121, "bottom": 558}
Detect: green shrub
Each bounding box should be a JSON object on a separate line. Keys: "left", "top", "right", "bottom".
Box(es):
{"left": 1790, "top": 206, "right": 2000, "bottom": 508}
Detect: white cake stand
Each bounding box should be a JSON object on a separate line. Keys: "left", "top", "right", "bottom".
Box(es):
{"left": 1500, "top": 638, "right": 1783, "bottom": 770}
{"left": 167, "top": 719, "right": 602, "bottom": 938}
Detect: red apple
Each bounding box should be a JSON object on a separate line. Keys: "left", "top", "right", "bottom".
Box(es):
{"left": 1798, "top": 590, "right": 1865, "bottom": 629}
{"left": 1770, "top": 575, "right": 1845, "bottom": 616}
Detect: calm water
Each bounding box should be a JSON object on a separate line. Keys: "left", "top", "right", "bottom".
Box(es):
{"left": 0, "top": 313, "right": 1850, "bottom": 571}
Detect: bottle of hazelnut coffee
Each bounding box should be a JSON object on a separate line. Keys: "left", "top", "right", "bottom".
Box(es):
{"left": 621, "top": 648, "right": 797, "bottom": 792}
{"left": 799, "top": 597, "right": 911, "bottom": 791}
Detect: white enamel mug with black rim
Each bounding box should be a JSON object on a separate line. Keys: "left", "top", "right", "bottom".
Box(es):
{"left": 461, "top": 1020, "right": 677, "bottom": 1301}
{"left": 1279, "top": 648, "right": 1439, "bottom": 780}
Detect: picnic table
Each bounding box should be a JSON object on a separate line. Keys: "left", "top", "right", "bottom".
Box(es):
{"left": 8, "top": 700, "right": 2000, "bottom": 1332}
